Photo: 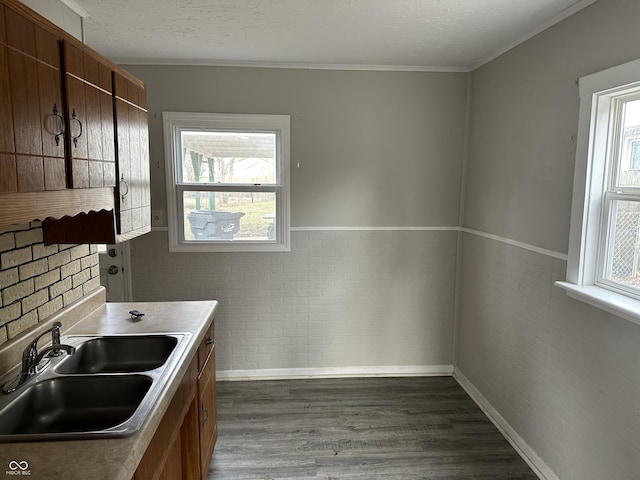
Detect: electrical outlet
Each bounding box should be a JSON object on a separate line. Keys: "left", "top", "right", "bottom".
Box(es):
{"left": 152, "top": 209, "right": 163, "bottom": 227}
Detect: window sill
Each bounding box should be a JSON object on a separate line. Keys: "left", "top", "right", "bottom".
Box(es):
{"left": 555, "top": 281, "right": 640, "bottom": 327}
{"left": 168, "top": 241, "right": 291, "bottom": 253}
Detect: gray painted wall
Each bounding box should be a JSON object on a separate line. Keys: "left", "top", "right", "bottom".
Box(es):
{"left": 459, "top": 0, "right": 640, "bottom": 478}
{"left": 132, "top": 229, "right": 457, "bottom": 371}
{"left": 122, "top": 0, "right": 640, "bottom": 476}
{"left": 125, "top": 65, "right": 468, "bottom": 371}
{"left": 464, "top": 0, "right": 640, "bottom": 254}
{"left": 124, "top": 66, "right": 468, "bottom": 228}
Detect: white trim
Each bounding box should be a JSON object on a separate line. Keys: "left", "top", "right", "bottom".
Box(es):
{"left": 217, "top": 365, "right": 454, "bottom": 381}
{"left": 555, "top": 282, "right": 640, "bottom": 326}
{"left": 149, "top": 224, "right": 571, "bottom": 263}
{"left": 291, "top": 226, "right": 458, "bottom": 232}
{"left": 453, "top": 368, "right": 559, "bottom": 480}
{"left": 60, "top": 0, "right": 90, "bottom": 18}
{"left": 472, "top": 0, "right": 598, "bottom": 70}
{"left": 461, "top": 228, "right": 568, "bottom": 261}
{"left": 112, "top": 59, "right": 469, "bottom": 73}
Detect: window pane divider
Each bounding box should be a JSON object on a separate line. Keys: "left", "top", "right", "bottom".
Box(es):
{"left": 176, "top": 184, "right": 279, "bottom": 193}
{"left": 604, "top": 191, "right": 640, "bottom": 201}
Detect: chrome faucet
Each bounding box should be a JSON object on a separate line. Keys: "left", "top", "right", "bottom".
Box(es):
{"left": 2, "top": 322, "right": 75, "bottom": 393}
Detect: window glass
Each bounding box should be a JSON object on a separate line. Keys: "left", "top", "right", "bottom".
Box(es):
{"left": 179, "top": 131, "right": 277, "bottom": 184}
{"left": 600, "top": 96, "right": 640, "bottom": 296}
{"left": 602, "top": 199, "right": 640, "bottom": 292}
{"left": 183, "top": 191, "right": 276, "bottom": 242}
{"left": 614, "top": 97, "right": 640, "bottom": 186}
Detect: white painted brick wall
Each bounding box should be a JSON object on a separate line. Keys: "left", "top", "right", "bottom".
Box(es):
{"left": 19, "top": 258, "right": 48, "bottom": 280}
{"left": 15, "top": 228, "right": 43, "bottom": 248}
{"left": 457, "top": 233, "right": 640, "bottom": 480}
{"left": 131, "top": 230, "right": 457, "bottom": 371}
{"left": 1, "top": 246, "right": 33, "bottom": 269}
{"left": 0, "top": 223, "right": 101, "bottom": 343}
{"left": 60, "top": 259, "right": 81, "bottom": 279}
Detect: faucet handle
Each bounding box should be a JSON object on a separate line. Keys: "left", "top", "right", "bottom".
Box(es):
{"left": 51, "top": 321, "right": 62, "bottom": 348}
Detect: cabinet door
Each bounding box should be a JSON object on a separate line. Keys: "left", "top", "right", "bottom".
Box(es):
{"left": 114, "top": 72, "right": 151, "bottom": 237}
{"left": 2, "top": 7, "right": 65, "bottom": 192}
{"left": 62, "top": 41, "right": 115, "bottom": 189}
{"left": 181, "top": 396, "right": 202, "bottom": 480}
{"left": 36, "top": 26, "right": 65, "bottom": 190}
{"left": 198, "top": 345, "right": 217, "bottom": 478}
{"left": 0, "top": 14, "right": 17, "bottom": 192}
{"left": 160, "top": 433, "right": 183, "bottom": 480}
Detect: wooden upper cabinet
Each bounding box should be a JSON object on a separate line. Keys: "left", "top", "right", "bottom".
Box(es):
{"left": 0, "top": 0, "right": 150, "bottom": 243}
{"left": 62, "top": 41, "right": 116, "bottom": 189}
{"left": 0, "top": 4, "right": 66, "bottom": 193}
{"left": 113, "top": 71, "right": 151, "bottom": 238}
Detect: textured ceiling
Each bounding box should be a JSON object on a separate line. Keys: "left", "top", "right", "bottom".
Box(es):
{"left": 74, "top": 0, "right": 597, "bottom": 70}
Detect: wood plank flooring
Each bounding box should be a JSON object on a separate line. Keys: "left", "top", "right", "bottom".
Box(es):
{"left": 205, "top": 377, "right": 538, "bottom": 480}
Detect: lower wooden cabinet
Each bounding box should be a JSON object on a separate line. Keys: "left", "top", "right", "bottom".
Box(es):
{"left": 180, "top": 397, "right": 202, "bottom": 480}
{"left": 199, "top": 343, "right": 217, "bottom": 478}
{"left": 161, "top": 433, "right": 183, "bottom": 480}
{"left": 134, "top": 321, "right": 217, "bottom": 480}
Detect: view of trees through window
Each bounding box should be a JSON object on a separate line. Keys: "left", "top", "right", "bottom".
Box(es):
{"left": 179, "top": 131, "right": 278, "bottom": 241}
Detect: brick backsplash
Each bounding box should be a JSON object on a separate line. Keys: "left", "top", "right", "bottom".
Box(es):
{"left": 0, "top": 222, "right": 101, "bottom": 344}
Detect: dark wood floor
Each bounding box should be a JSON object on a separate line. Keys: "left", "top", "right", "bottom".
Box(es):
{"left": 206, "top": 377, "right": 538, "bottom": 480}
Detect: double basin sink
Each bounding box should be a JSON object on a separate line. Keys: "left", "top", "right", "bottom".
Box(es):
{"left": 0, "top": 332, "right": 191, "bottom": 442}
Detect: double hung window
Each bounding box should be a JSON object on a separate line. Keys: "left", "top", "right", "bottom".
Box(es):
{"left": 598, "top": 93, "right": 640, "bottom": 297}
{"left": 561, "top": 57, "right": 640, "bottom": 322}
{"left": 163, "top": 112, "right": 290, "bottom": 252}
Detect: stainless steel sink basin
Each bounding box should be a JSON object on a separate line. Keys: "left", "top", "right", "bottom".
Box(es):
{"left": 0, "top": 332, "right": 191, "bottom": 442}
{"left": 56, "top": 335, "right": 178, "bottom": 374}
{"left": 0, "top": 375, "right": 151, "bottom": 437}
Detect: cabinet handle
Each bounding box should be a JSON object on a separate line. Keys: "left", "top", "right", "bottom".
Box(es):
{"left": 202, "top": 405, "right": 209, "bottom": 425}
{"left": 119, "top": 175, "right": 129, "bottom": 202}
{"left": 205, "top": 338, "right": 213, "bottom": 346}
{"left": 49, "top": 104, "right": 65, "bottom": 147}
{"left": 70, "top": 109, "right": 83, "bottom": 147}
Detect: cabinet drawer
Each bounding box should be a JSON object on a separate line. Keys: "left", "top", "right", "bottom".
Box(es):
{"left": 197, "top": 322, "right": 214, "bottom": 373}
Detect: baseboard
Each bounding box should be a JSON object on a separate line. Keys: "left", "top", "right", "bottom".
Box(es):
{"left": 453, "top": 368, "right": 559, "bottom": 480}
{"left": 217, "top": 364, "right": 454, "bottom": 381}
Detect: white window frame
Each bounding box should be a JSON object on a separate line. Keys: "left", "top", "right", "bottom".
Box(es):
{"left": 557, "top": 57, "right": 640, "bottom": 325}
{"left": 163, "top": 112, "right": 290, "bottom": 252}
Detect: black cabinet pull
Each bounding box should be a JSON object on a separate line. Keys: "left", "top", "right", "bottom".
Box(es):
{"left": 70, "top": 109, "right": 83, "bottom": 147}
{"left": 50, "top": 104, "right": 65, "bottom": 146}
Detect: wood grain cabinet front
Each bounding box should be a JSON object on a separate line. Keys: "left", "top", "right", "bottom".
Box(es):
{"left": 134, "top": 320, "right": 217, "bottom": 480}
{"left": 198, "top": 344, "right": 218, "bottom": 479}
{"left": 0, "top": 3, "right": 66, "bottom": 193}
{"left": 0, "top": 0, "right": 150, "bottom": 242}
{"left": 62, "top": 41, "right": 116, "bottom": 189}
{"left": 197, "top": 322, "right": 218, "bottom": 478}
{"left": 113, "top": 71, "right": 151, "bottom": 238}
